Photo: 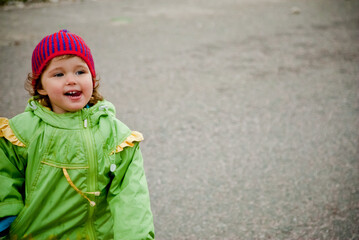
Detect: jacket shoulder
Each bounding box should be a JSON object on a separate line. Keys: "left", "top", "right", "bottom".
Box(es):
{"left": 97, "top": 100, "right": 133, "bottom": 143}
{"left": 0, "top": 117, "right": 25, "bottom": 147}
{"left": 8, "top": 111, "right": 42, "bottom": 147}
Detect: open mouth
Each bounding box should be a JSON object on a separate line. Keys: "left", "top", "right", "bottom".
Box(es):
{"left": 65, "top": 91, "right": 82, "bottom": 99}
{"left": 64, "top": 91, "right": 82, "bottom": 97}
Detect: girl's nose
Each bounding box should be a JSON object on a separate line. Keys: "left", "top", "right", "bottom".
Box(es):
{"left": 66, "top": 74, "right": 77, "bottom": 85}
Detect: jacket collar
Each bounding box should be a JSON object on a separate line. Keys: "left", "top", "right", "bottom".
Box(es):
{"left": 25, "top": 98, "right": 115, "bottom": 129}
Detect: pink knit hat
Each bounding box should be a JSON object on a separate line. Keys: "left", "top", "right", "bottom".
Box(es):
{"left": 31, "top": 29, "right": 96, "bottom": 87}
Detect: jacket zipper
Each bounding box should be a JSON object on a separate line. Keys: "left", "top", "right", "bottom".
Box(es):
{"left": 83, "top": 117, "right": 97, "bottom": 240}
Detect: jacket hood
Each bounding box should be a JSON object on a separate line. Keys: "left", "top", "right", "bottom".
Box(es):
{"left": 25, "top": 98, "right": 116, "bottom": 130}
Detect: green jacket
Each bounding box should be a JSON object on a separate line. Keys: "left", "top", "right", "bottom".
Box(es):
{"left": 0, "top": 99, "right": 154, "bottom": 240}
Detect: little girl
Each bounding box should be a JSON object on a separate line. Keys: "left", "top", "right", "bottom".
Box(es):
{"left": 0, "top": 30, "right": 155, "bottom": 239}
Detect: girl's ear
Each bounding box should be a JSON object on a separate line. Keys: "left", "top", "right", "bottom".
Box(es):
{"left": 35, "top": 77, "right": 47, "bottom": 95}
{"left": 37, "top": 89, "right": 48, "bottom": 96}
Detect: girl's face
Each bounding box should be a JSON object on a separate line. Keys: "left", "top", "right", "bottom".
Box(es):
{"left": 38, "top": 56, "right": 93, "bottom": 114}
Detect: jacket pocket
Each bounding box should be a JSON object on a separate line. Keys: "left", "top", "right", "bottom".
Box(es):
{"left": 10, "top": 161, "right": 89, "bottom": 238}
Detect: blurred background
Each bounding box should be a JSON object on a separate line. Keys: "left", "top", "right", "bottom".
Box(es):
{"left": 1, "top": 0, "right": 359, "bottom": 239}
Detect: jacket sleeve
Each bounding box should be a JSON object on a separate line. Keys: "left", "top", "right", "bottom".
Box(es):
{"left": 0, "top": 137, "right": 26, "bottom": 218}
{"left": 107, "top": 142, "right": 155, "bottom": 240}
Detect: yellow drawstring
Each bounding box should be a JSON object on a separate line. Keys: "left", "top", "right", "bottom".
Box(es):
{"left": 62, "top": 168, "right": 100, "bottom": 207}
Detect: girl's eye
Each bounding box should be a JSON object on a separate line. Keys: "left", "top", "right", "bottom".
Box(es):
{"left": 76, "top": 70, "right": 85, "bottom": 75}
{"left": 54, "top": 73, "right": 64, "bottom": 77}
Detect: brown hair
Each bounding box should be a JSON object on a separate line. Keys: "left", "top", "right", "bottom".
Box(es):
{"left": 25, "top": 55, "right": 103, "bottom": 109}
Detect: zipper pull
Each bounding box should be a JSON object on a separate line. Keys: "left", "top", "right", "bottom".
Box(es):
{"left": 84, "top": 104, "right": 90, "bottom": 128}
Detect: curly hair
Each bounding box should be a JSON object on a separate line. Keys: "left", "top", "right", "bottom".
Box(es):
{"left": 25, "top": 55, "right": 103, "bottom": 109}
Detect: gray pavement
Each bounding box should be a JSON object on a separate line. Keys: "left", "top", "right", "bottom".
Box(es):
{"left": 1, "top": 0, "right": 359, "bottom": 239}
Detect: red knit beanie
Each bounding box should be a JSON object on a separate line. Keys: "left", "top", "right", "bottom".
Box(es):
{"left": 31, "top": 29, "right": 96, "bottom": 87}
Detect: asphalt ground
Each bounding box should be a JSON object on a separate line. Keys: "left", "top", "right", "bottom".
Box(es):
{"left": 1, "top": 0, "right": 359, "bottom": 239}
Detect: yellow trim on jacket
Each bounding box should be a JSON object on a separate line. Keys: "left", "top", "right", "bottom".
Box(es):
{"left": 0, "top": 117, "right": 25, "bottom": 147}
{"left": 111, "top": 131, "right": 144, "bottom": 155}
